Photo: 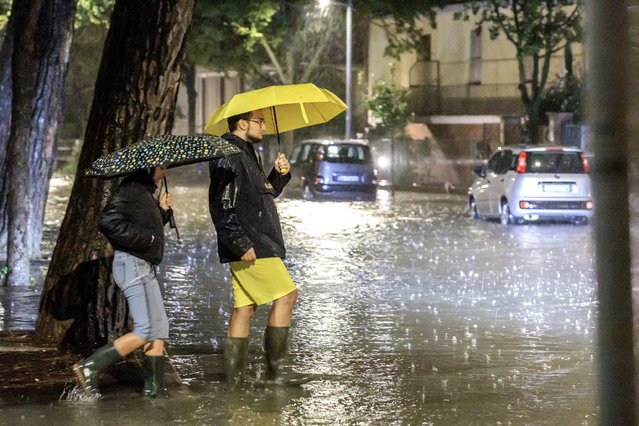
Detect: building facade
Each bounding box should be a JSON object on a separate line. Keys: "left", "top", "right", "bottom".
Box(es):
{"left": 172, "top": 68, "right": 242, "bottom": 135}
{"left": 368, "top": 4, "right": 584, "bottom": 134}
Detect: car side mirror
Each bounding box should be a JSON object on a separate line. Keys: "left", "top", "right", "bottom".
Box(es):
{"left": 473, "top": 164, "right": 486, "bottom": 178}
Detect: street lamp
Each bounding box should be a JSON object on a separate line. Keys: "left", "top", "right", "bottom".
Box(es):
{"left": 318, "top": 0, "right": 353, "bottom": 140}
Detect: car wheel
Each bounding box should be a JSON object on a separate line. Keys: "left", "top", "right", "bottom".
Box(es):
{"left": 500, "top": 202, "right": 511, "bottom": 225}
{"left": 572, "top": 217, "right": 588, "bottom": 225}
{"left": 468, "top": 197, "right": 479, "bottom": 219}
{"left": 302, "top": 184, "right": 314, "bottom": 201}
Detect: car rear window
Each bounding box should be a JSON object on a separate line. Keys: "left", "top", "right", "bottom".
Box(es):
{"left": 320, "top": 144, "right": 371, "bottom": 163}
{"left": 513, "top": 151, "right": 585, "bottom": 173}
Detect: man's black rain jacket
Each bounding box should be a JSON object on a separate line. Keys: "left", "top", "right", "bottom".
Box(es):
{"left": 208, "top": 133, "right": 290, "bottom": 263}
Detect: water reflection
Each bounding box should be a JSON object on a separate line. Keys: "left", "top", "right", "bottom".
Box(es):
{"left": 0, "top": 173, "right": 598, "bottom": 424}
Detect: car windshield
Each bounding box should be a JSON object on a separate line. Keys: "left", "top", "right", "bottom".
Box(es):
{"left": 320, "top": 144, "right": 370, "bottom": 163}
{"left": 516, "top": 151, "right": 585, "bottom": 173}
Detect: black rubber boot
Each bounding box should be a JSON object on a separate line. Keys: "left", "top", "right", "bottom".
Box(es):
{"left": 72, "top": 343, "right": 122, "bottom": 397}
{"left": 142, "top": 356, "right": 169, "bottom": 398}
{"left": 263, "top": 326, "right": 312, "bottom": 385}
{"left": 224, "top": 337, "right": 249, "bottom": 388}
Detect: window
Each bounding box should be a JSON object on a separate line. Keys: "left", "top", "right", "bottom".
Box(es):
{"left": 418, "top": 34, "right": 432, "bottom": 61}
{"left": 323, "top": 145, "right": 370, "bottom": 163}
{"left": 289, "top": 145, "right": 302, "bottom": 165}
{"left": 469, "top": 27, "right": 482, "bottom": 84}
{"left": 526, "top": 152, "right": 584, "bottom": 173}
{"left": 487, "top": 152, "right": 502, "bottom": 174}
{"left": 300, "top": 144, "right": 313, "bottom": 163}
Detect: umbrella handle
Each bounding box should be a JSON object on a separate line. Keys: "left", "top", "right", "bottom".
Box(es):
{"left": 271, "top": 107, "right": 288, "bottom": 175}
{"left": 163, "top": 177, "right": 182, "bottom": 245}
{"left": 167, "top": 208, "right": 182, "bottom": 243}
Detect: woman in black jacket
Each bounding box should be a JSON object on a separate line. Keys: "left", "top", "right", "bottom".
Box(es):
{"left": 73, "top": 167, "right": 172, "bottom": 398}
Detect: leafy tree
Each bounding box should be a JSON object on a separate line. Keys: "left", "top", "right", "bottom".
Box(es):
{"left": 74, "top": 0, "right": 114, "bottom": 27}
{"left": 366, "top": 79, "right": 409, "bottom": 193}
{"left": 454, "top": 0, "right": 584, "bottom": 143}
{"left": 181, "top": 0, "right": 446, "bottom": 143}
{"left": 538, "top": 74, "right": 584, "bottom": 123}
{"left": 181, "top": 0, "right": 278, "bottom": 134}
{"left": 182, "top": 0, "right": 348, "bottom": 152}
{"left": 366, "top": 80, "right": 409, "bottom": 138}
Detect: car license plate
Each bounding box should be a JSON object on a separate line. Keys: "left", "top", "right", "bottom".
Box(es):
{"left": 336, "top": 175, "right": 360, "bottom": 182}
{"left": 541, "top": 183, "right": 572, "bottom": 193}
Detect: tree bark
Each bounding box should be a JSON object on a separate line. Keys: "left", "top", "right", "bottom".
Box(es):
{"left": 35, "top": 0, "right": 195, "bottom": 345}
{"left": 28, "top": 0, "right": 78, "bottom": 258}
{"left": 0, "top": 17, "right": 14, "bottom": 258}
{"left": 0, "top": 0, "right": 77, "bottom": 263}
{"left": 5, "top": 0, "right": 44, "bottom": 286}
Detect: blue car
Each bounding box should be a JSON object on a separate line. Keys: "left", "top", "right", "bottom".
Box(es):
{"left": 286, "top": 139, "right": 377, "bottom": 201}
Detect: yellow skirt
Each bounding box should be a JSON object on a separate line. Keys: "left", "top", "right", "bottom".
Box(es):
{"left": 230, "top": 257, "right": 297, "bottom": 307}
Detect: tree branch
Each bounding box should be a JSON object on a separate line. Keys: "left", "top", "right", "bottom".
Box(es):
{"left": 259, "top": 37, "right": 290, "bottom": 84}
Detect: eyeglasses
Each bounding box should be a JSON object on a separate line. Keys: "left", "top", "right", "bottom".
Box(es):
{"left": 248, "top": 118, "right": 266, "bottom": 127}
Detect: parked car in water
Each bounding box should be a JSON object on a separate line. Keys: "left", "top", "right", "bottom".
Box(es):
{"left": 468, "top": 145, "right": 593, "bottom": 225}
{"left": 286, "top": 139, "right": 377, "bottom": 201}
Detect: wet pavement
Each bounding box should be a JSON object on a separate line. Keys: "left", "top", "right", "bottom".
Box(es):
{"left": 0, "top": 170, "right": 598, "bottom": 424}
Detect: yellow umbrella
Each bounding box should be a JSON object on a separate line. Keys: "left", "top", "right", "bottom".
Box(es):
{"left": 203, "top": 83, "right": 347, "bottom": 137}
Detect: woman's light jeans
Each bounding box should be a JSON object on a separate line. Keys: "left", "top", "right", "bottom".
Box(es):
{"left": 112, "top": 250, "right": 169, "bottom": 340}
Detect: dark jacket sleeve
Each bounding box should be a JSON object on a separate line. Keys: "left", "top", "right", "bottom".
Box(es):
{"left": 99, "top": 186, "right": 154, "bottom": 251}
{"left": 267, "top": 168, "right": 291, "bottom": 197}
{"left": 209, "top": 157, "right": 253, "bottom": 258}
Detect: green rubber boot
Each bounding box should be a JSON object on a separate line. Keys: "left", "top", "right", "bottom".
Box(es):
{"left": 224, "top": 337, "right": 249, "bottom": 388}
{"left": 142, "top": 356, "right": 169, "bottom": 398}
{"left": 72, "top": 343, "right": 122, "bottom": 397}
{"left": 263, "top": 326, "right": 312, "bottom": 386}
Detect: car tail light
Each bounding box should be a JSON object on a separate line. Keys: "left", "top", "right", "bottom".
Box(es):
{"left": 581, "top": 154, "right": 590, "bottom": 174}
{"left": 313, "top": 176, "right": 323, "bottom": 184}
{"left": 516, "top": 152, "right": 527, "bottom": 173}
{"left": 586, "top": 200, "right": 593, "bottom": 210}
{"left": 315, "top": 151, "right": 324, "bottom": 161}
{"left": 519, "top": 201, "right": 531, "bottom": 209}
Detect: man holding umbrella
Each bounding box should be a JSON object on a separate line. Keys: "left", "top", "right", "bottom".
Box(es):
{"left": 208, "top": 109, "right": 309, "bottom": 386}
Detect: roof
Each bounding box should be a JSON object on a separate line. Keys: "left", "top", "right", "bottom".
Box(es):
{"left": 497, "top": 145, "right": 583, "bottom": 153}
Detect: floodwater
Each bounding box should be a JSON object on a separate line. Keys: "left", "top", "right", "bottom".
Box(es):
{"left": 0, "top": 169, "right": 598, "bottom": 424}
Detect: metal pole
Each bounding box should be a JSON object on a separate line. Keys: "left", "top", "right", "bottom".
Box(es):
{"left": 587, "top": 1, "right": 635, "bottom": 424}
{"left": 345, "top": 0, "right": 352, "bottom": 140}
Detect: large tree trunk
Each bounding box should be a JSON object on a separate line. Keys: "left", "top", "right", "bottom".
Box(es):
{"left": 0, "top": 0, "right": 77, "bottom": 264}
{"left": 5, "top": 0, "right": 45, "bottom": 286}
{"left": 28, "top": 0, "right": 77, "bottom": 258}
{"left": 35, "top": 0, "right": 195, "bottom": 345}
{"left": 0, "top": 17, "right": 14, "bottom": 258}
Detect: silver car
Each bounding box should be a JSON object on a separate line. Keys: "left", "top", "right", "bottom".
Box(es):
{"left": 468, "top": 146, "right": 593, "bottom": 225}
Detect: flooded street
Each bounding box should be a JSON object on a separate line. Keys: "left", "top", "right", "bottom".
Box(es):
{"left": 1, "top": 170, "right": 597, "bottom": 424}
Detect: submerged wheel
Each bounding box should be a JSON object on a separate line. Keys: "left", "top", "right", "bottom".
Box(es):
{"left": 572, "top": 217, "right": 588, "bottom": 225}
{"left": 302, "top": 184, "right": 314, "bottom": 200}
{"left": 500, "top": 202, "right": 511, "bottom": 225}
